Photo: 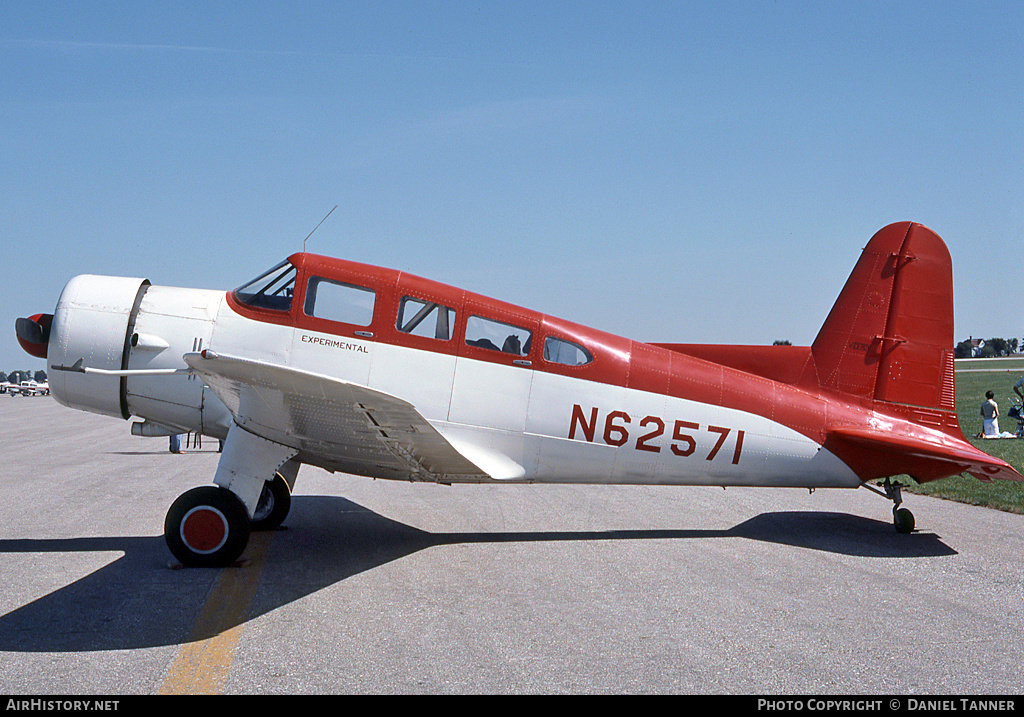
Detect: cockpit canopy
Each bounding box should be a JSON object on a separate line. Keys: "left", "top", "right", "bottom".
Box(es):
{"left": 233, "top": 260, "right": 297, "bottom": 312}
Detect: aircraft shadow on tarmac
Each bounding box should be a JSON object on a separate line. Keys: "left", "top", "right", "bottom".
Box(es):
{"left": 0, "top": 495, "right": 956, "bottom": 653}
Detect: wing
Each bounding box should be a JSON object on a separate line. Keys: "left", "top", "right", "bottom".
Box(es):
{"left": 183, "top": 351, "right": 489, "bottom": 483}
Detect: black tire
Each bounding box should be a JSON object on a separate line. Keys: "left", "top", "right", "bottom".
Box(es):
{"left": 894, "top": 507, "right": 915, "bottom": 534}
{"left": 251, "top": 473, "right": 291, "bottom": 532}
{"left": 165, "top": 486, "right": 251, "bottom": 567}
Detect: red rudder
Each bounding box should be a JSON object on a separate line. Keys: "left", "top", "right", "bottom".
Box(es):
{"left": 810, "top": 222, "right": 955, "bottom": 413}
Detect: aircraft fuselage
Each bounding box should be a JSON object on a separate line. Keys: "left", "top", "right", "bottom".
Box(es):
{"left": 44, "top": 256, "right": 862, "bottom": 490}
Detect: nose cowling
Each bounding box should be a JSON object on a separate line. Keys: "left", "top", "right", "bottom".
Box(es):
{"left": 15, "top": 313, "right": 53, "bottom": 359}
{"left": 47, "top": 274, "right": 150, "bottom": 419}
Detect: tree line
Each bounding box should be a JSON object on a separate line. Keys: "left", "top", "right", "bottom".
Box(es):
{"left": 1, "top": 370, "right": 47, "bottom": 384}
{"left": 955, "top": 338, "right": 1020, "bottom": 358}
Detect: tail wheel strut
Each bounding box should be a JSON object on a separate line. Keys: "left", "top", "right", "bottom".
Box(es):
{"left": 863, "top": 478, "right": 916, "bottom": 534}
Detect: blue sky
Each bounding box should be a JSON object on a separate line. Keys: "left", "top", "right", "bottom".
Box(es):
{"left": 2, "top": 1, "right": 1021, "bottom": 373}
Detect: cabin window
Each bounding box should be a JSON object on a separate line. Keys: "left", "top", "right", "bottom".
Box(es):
{"left": 398, "top": 297, "right": 455, "bottom": 340}
{"left": 543, "top": 336, "right": 593, "bottom": 367}
{"left": 234, "top": 261, "right": 297, "bottom": 312}
{"left": 465, "top": 316, "right": 532, "bottom": 356}
{"left": 304, "top": 276, "right": 375, "bottom": 326}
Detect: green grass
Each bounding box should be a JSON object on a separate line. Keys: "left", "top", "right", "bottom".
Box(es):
{"left": 901, "top": 357, "right": 1024, "bottom": 513}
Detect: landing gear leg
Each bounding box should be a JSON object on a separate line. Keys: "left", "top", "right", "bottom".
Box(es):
{"left": 863, "top": 478, "right": 915, "bottom": 533}
{"left": 164, "top": 425, "right": 298, "bottom": 567}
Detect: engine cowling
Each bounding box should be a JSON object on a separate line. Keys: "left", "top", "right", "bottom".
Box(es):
{"left": 47, "top": 274, "right": 150, "bottom": 419}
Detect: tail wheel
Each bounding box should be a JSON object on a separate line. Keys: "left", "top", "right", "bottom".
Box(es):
{"left": 165, "top": 486, "right": 250, "bottom": 567}
{"left": 251, "top": 472, "right": 291, "bottom": 532}
{"left": 894, "top": 507, "right": 915, "bottom": 534}
{"left": 866, "top": 479, "right": 916, "bottom": 535}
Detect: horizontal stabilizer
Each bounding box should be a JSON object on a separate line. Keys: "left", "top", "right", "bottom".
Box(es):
{"left": 825, "top": 426, "right": 1024, "bottom": 484}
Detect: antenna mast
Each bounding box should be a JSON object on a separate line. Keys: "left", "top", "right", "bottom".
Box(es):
{"left": 303, "top": 205, "right": 338, "bottom": 252}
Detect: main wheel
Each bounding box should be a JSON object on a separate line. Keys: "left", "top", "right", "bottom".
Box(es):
{"left": 251, "top": 472, "right": 291, "bottom": 532}
{"left": 165, "top": 486, "right": 251, "bottom": 567}
{"left": 893, "top": 507, "right": 915, "bottom": 534}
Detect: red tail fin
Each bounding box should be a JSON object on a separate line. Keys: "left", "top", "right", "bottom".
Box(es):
{"left": 813, "top": 223, "right": 1024, "bottom": 484}
{"left": 809, "top": 222, "right": 955, "bottom": 413}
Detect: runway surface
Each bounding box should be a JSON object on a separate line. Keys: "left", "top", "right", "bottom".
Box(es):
{"left": 1, "top": 397, "right": 1023, "bottom": 694}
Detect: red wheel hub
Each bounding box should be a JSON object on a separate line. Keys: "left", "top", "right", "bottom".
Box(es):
{"left": 180, "top": 506, "right": 229, "bottom": 554}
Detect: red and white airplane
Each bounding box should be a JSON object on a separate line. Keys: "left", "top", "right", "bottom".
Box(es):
{"left": 15, "top": 221, "right": 1023, "bottom": 567}
{"left": 1, "top": 379, "right": 49, "bottom": 397}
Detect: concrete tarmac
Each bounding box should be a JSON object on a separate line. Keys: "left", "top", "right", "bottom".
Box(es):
{"left": 1, "top": 397, "right": 1023, "bottom": 695}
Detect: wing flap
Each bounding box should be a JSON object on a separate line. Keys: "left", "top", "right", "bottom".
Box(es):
{"left": 184, "top": 351, "right": 488, "bottom": 483}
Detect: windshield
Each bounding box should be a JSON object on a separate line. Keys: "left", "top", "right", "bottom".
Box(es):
{"left": 233, "top": 260, "right": 297, "bottom": 312}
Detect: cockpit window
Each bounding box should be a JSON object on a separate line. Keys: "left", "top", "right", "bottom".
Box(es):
{"left": 466, "top": 315, "right": 532, "bottom": 356}
{"left": 398, "top": 297, "right": 455, "bottom": 340}
{"left": 304, "top": 276, "right": 375, "bottom": 326}
{"left": 234, "top": 260, "right": 297, "bottom": 312}
{"left": 543, "top": 336, "right": 593, "bottom": 366}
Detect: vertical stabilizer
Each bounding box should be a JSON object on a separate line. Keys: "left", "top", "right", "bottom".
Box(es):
{"left": 810, "top": 222, "right": 955, "bottom": 412}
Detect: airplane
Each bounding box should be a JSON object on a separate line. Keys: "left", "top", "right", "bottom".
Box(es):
{"left": 1, "top": 379, "right": 49, "bottom": 397}
{"left": 14, "top": 221, "right": 1023, "bottom": 567}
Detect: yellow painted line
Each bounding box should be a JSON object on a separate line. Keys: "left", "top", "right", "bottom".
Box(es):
{"left": 158, "top": 532, "right": 273, "bottom": 695}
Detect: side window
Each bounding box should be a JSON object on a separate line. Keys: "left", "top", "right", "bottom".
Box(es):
{"left": 465, "top": 316, "right": 532, "bottom": 357}
{"left": 544, "top": 336, "right": 593, "bottom": 367}
{"left": 304, "top": 276, "right": 375, "bottom": 326}
{"left": 397, "top": 297, "right": 455, "bottom": 340}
